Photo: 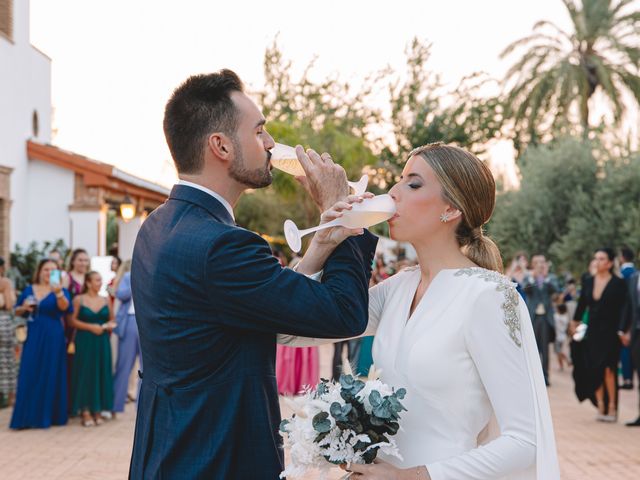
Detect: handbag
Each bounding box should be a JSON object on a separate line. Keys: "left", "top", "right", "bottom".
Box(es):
{"left": 15, "top": 323, "right": 27, "bottom": 343}
{"left": 67, "top": 329, "right": 76, "bottom": 354}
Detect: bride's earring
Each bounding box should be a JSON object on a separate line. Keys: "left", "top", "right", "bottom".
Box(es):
{"left": 440, "top": 213, "right": 450, "bottom": 223}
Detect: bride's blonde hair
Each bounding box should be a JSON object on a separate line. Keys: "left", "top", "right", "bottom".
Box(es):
{"left": 410, "top": 142, "right": 503, "bottom": 273}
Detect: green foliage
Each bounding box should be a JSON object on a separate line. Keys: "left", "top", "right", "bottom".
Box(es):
{"left": 106, "top": 210, "right": 118, "bottom": 253}
{"left": 382, "top": 40, "right": 503, "bottom": 176}
{"left": 490, "top": 137, "right": 640, "bottom": 275}
{"left": 551, "top": 152, "right": 640, "bottom": 272}
{"left": 239, "top": 38, "right": 383, "bottom": 239}
{"left": 501, "top": 0, "right": 640, "bottom": 153}
{"left": 9, "top": 239, "right": 69, "bottom": 293}
{"left": 312, "top": 374, "right": 407, "bottom": 464}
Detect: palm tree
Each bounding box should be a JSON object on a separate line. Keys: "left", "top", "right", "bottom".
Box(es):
{"left": 501, "top": 0, "right": 640, "bottom": 149}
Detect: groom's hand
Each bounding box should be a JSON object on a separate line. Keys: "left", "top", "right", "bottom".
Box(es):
{"left": 295, "top": 146, "right": 348, "bottom": 211}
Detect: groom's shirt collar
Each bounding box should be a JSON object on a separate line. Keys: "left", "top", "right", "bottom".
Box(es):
{"left": 176, "top": 180, "right": 235, "bottom": 221}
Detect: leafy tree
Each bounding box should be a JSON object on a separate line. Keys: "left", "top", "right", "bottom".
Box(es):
{"left": 9, "top": 239, "right": 68, "bottom": 293}
{"left": 490, "top": 137, "right": 640, "bottom": 276}
{"left": 381, "top": 39, "right": 503, "bottom": 177}
{"left": 237, "top": 39, "right": 380, "bottom": 238}
{"left": 489, "top": 138, "right": 598, "bottom": 267}
{"left": 551, "top": 152, "right": 640, "bottom": 272}
{"left": 501, "top": 0, "right": 640, "bottom": 151}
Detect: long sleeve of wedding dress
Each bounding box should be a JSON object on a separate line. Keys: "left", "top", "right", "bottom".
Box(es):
{"left": 423, "top": 272, "right": 559, "bottom": 480}
{"left": 424, "top": 286, "right": 534, "bottom": 479}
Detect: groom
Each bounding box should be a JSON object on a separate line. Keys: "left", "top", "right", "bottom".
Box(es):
{"left": 129, "top": 70, "right": 377, "bottom": 479}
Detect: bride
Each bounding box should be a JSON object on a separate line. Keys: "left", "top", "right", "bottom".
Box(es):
{"left": 281, "top": 143, "right": 560, "bottom": 479}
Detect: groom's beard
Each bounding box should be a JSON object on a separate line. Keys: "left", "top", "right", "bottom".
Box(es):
{"left": 229, "top": 138, "right": 273, "bottom": 189}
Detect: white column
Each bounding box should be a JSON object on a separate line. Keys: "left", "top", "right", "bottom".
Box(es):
{"left": 117, "top": 216, "right": 144, "bottom": 261}
{"left": 69, "top": 206, "right": 108, "bottom": 257}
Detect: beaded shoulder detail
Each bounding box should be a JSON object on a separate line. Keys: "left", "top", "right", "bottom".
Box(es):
{"left": 454, "top": 267, "right": 522, "bottom": 348}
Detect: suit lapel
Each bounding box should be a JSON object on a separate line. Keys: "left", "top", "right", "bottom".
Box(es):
{"left": 169, "top": 184, "right": 235, "bottom": 226}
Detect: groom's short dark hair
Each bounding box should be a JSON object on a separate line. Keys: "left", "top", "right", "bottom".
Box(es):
{"left": 163, "top": 69, "right": 245, "bottom": 174}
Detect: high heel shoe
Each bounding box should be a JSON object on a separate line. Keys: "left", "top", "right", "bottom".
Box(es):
{"left": 602, "top": 405, "right": 618, "bottom": 423}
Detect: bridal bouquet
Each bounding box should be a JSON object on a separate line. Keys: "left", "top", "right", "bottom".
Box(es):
{"left": 279, "top": 368, "right": 407, "bottom": 479}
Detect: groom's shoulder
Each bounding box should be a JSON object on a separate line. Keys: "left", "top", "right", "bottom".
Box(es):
{"left": 205, "top": 226, "right": 271, "bottom": 259}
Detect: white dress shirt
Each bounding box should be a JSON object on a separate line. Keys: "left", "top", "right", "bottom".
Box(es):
{"left": 177, "top": 180, "right": 235, "bottom": 221}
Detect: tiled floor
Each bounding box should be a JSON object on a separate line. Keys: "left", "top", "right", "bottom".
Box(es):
{"left": 0, "top": 344, "right": 638, "bottom": 479}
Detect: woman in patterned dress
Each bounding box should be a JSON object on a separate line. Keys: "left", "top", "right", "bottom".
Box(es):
{"left": 0, "top": 257, "right": 17, "bottom": 407}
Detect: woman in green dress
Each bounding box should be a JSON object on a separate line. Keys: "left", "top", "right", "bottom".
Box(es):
{"left": 69, "top": 271, "right": 116, "bottom": 426}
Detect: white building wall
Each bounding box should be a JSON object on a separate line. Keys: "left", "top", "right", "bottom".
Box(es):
{"left": 117, "top": 216, "right": 143, "bottom": 262}
{"left": 0, "top": 0, "right": 53, "bottom": 251}
{"left": 69, "top": 208, "right": 107, "bottom": 258}
{"left": 25, "top": 159, "right": 74, "bottom": 246}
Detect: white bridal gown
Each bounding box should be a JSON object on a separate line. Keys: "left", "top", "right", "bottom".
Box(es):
{"left": 279, "top": 267, "right": 560, "bottom": 480}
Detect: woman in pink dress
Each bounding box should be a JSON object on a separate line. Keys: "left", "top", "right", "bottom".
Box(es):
{"left": 273, "top": 251, "right": 319, "bottom": 395}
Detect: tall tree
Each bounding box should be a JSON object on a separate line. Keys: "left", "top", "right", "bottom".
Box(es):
{"left": 382, "top": 39, "right": 503, "bottom": 177}
{"left": 236, "top": 39, "right": 380, "bottom": 239}
{"left": 501, "top": 0, "right": 640, "bottom": 152}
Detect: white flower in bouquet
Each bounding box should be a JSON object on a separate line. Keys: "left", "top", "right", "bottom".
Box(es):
{"left": 279, "top": 369, "right": 407, "bottom": 479}
{"left": 356, "top": 379, "right": 394, "bottom": 414}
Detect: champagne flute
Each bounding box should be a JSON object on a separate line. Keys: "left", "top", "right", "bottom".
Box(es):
{"left": 284, "top": 194, "right": 396, "bottom": 253}
{"left": 25, "top": 295, "right": 37, "bottom": 322}
{"left": 271, "top": 143, "right": 369, "bottom": 195}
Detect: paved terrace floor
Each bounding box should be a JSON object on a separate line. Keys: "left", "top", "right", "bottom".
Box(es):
{"left": 0, "top": 344, "right": 638, "bottom": 479}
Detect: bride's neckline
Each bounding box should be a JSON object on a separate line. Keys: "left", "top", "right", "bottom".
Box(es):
{"left": 404, "top": 266, "right": 486, "bottom": 323}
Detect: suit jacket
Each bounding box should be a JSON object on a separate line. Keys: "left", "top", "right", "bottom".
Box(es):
{"left": 621, "top": 264, "right": 636, "bottom": 280}
{"left": 622, "top": 271, "right": 640, "bottom": 344}
{"left": 522, "top": 274, "right": 558, "bottom": 329}
{"left": 129, "top": 185, "right": 377, "bottom": 479}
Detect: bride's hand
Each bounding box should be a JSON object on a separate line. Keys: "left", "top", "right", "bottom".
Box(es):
{"left": 341, "top": 459, "right": 429, "bottom": 479}
{"left": 311, "top": 193, "right": 374, "bottom": 248}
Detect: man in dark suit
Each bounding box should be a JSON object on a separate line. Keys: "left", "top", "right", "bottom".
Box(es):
{"left": 619, "top": 246, "right": 636, "bottom": 389}
{"left": 622, "top": 270, "right": 640, "bottom": 426}
{"left": 522, "top": 254, "right": 558, "bottom": 386}
{"left": 129, "top": 70, "right": 377, "bottom": 479}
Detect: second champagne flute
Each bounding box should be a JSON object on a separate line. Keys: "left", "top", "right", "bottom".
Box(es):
{"left": 270, "top": 143, "right": 369, "bottom": 195}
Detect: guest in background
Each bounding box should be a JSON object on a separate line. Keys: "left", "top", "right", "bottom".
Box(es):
{"left": 523, "top": 254, "right": 558, "bottom": 386}
{"left": 63, "top": 249, "right": 90, "bottom": 297}
{"left": 69, "top": 271, "right": 115, "bottom": 426}
{"left": 331, "top": 339, "right": 360, "bottom": 381}
{"left": 274, "top": 254, "right": 319, "bottom": 395}
{"left": 554, "top": 303, "right": 570, "bottom": 371}
{"left": 0, "top": 257, "right": 17, "bottom": 407}
{"left": 618, "top": 246, "right": 636, "bottom": 389}
{"left": 275, "top": 344, "right": 319, "bottom": 396}
{"left": 10, "top": 259, "right": 72, "bottom": 429}
{"left": 620, "top": 246, "right": 636, "bottom": 279}
{"left": 507, "top": 251, "right": 529, "bottom": 301}
{"left": 62, "top": 248, "right": 90, "bottom": 410}
{"left": 372, "top": 254, "right": 390, "bottom": 284}
{"left": 112, "top": 261, "right": 141, "bottom": 415}
{"left": 48, "top": 249, "right": 68, "bottom": 286}
{"left": 622, "top": 268, "right": 640, "bottom": 426}
{"left": 106, "top": 256, "right": 122, "bottom": 305}
{"left": 573, "top": 248, "right": 630, "bottom": 422}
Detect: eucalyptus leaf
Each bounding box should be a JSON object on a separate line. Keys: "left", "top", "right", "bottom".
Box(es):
{"left": 312, "top": 412, "right": 332, "bottom": 433}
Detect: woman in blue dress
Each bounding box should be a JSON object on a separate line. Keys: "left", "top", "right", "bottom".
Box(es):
{"left": 10, "top": 259, "right": 72, "bottom": 429}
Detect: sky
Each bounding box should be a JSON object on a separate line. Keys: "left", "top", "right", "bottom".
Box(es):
{"left": 30, "top": 0, "right": 576, "bottom": 187}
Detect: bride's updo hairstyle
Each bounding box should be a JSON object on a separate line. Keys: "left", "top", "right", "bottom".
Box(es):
{"left": 410, "top": 142, "right": 503, "bottom": 273}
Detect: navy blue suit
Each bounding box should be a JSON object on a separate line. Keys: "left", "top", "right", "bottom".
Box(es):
{"left": 129, "top": 185, "right": 377, "bottom": 479}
